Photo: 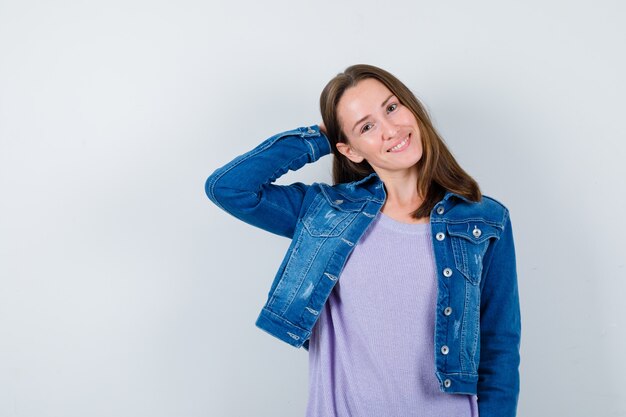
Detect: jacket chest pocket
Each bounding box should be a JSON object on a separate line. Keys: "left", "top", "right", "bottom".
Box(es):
{"left": 302, "top": 195, "right": 365, "bottom": 237}
{"left": 447, "top": 221, "right": 501, "bottom": 285}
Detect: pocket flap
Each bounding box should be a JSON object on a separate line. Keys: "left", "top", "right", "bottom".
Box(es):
{"left": 319, "top": 184, "right": 367, "bottom": 212}
{"left": 446, "top": 221, "right": 501, "bottom": 244}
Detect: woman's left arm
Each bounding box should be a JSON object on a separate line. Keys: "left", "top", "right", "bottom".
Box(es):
{"left": 477, "top": 210, "right": 521, "bottom": 417}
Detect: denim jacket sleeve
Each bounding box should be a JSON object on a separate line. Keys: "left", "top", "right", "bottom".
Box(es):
{"left": 205, "top": 126, "right": 331, "bottom": 238}
{"left": 478, "top": 209, "right": 521, "bottom": 417}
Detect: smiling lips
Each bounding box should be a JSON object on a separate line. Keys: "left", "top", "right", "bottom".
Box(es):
{"left": 387, "top": 135, "right": 411, "bottom": 152}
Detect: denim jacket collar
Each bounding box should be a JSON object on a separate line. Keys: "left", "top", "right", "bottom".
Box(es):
{"left": 339, "top": 171, "right": 474, "bottom": 206}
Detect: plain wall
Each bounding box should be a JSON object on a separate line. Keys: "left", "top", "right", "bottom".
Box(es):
{"left": 1, "top": 0, "right": 625, "bottom": 416}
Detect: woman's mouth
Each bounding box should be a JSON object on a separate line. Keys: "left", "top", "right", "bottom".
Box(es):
{"left": 387, "top": 135, "right": 410, "bottom": 152}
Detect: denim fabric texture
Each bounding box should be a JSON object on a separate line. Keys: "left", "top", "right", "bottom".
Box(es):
{"left": 205, "top": 125, "right": 521, "bottom": 417}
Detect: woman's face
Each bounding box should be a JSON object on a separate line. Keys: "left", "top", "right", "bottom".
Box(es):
{"left": 335, "top": 78, "right": 423, "bottom": 178}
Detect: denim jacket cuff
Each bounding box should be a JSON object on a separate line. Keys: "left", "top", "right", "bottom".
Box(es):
{"left": 297, "top": 125, "right": 331, "bottom": 160}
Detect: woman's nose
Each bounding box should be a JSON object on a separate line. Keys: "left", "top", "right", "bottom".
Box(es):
{"left": 381, "top": 119, "right": 398, "bottom": 141}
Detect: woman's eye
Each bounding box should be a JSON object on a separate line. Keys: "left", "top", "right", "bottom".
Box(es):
{"left": 387, "top": 103, "right": 398, "bottom": 113}
{"left": 360, "top": 123, "right": 373, "bottom": 134}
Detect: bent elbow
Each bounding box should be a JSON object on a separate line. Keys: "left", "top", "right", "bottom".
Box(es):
{"left": 205, "top": 170, "right": 224, "bottom": 209}
{"left": 205, "top": 169, "right": 259, "bottom": 214}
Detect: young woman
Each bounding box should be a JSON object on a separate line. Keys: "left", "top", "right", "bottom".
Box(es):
{"left": 206, "top": 64, "right": 521, "bottom": 417}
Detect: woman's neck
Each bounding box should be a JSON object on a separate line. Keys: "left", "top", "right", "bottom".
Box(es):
{"left": 378, "top": 168, "right": 428, "bottom": 224}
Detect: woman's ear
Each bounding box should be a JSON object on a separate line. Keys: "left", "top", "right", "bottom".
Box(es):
{"left": 335, "top": 142, "right": 365, "bottom": 163}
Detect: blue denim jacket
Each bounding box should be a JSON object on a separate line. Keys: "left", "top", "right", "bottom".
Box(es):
{"left": 205, "top": 125, "right": 520, "bottom": 417}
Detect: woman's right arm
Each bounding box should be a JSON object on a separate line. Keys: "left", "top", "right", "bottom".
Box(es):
{"left": 205, "top": 125, "right": 331, "bottom": 239}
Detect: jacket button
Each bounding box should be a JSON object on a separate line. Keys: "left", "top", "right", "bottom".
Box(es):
{"left": 473, "top": 227, "right": 482, "bottom": 238}
{"left": 307, "top": 128, "right": 315, "bottom": 134}
{"left": 444, "top": 379, "right": 452, "bottom": 388}
{"left": 436, "top": 232, "right": 445, "bottom": 241}
{"left": 443, "top": 268, "right": 453, "bottom": 278}
{"left": 441, "top": 345, "right": 449, "bottom": 355}
{"left": 436, "top": 206, "right": 445, "bottom": 215}
{"left": 334, "top": 199, "right": 343, "bottom": 204}
{"left": 444, "top": 307, "right": 453, "bottom": 316}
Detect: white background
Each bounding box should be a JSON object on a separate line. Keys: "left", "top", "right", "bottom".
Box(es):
{"left": 1, "top": 0, "right": 625, "bottom": 416}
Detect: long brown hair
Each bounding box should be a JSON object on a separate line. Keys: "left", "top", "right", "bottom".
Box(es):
{"left": 319, "top": 64, "right": 481, "bottom": 218}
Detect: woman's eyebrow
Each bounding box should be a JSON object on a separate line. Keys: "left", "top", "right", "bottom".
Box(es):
{"left": 381, "top": 94, "right": 394, "bottom": 108}
{"left": 352, "top": 94, "right": 395, "bottom": 133}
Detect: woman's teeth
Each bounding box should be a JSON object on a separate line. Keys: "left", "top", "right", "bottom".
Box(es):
{"left": 388, "top": 136, "right": 409, "bottom": 152}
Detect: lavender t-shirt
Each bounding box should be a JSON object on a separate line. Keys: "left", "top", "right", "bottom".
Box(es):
{"left": 306, "top": 212, "right": 479, "bottom": 417}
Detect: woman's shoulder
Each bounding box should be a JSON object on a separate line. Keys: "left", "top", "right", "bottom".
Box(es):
{"left": 317, "top": 173, "right": 385, "bottom": 204}
{"left": 447, "top": 192, "right": 510, "bottom": 227}
{"left": 480, "top": 194, "right": 510, "bottom": 213}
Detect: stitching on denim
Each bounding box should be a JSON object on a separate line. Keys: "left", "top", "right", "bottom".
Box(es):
{"left": 452, "top": 237, "right": 490, "bottom": 286}
{"left": 302, "top": 194, "right": 324, "bottom": 225}
{"left": 460, "top": 280, "right": 472, "bottom": 373}
{"left": 441, "top": 291, "right": 452, "bottom": 373}
{"left": 320, "top": 184, "right": 370, "bottom": 204}
{"left": 321, "top": 174, "right": 385, "bottom": 203}
{"left": 445, "top": 218, "right": 505, "bottom": 229}
{"left": 277, "top": 241, "right": 320, "bottom": 313}
{"left": 341, "top": 238, "right": 354, "bottom": 246}
{"left": 305, "top": 307, "right": 319, "bottom": 315}
{"left": 304, "top": 139, "right": 316, "bottom": 160}
{"left": 324, "top": 272, "right": 338, "bottom": 281}
{"left": 303, "top": 197, "right": 360, "bottom": 238}
{"left": 501, "top": 206, "right": 510, "bottom": 226}
{"left": 447, "top": 221, "right": 501, "bottom": 235}
{"left": 480, "top": 209, "right": 511, "bottom": 288}
{"left": 470, "top": 301, "right": 480, "bottom": 372}
{"left": 439, "top": 371, "right": 478, "bottom": 378}
{"left": 303, "top": 197, "right": 347, "bottom": 237}
{"left": 287, "top": 332, "right": 300, "bottom": 340}
{"left": 460, "top": 239, "right": 469, "bottom": 277}
{"left": 450, "top": 238, "right": 462, "bottom": 276}
{"left": 261, "top": 307, "right": 306, "bottom": 331}
{"left": 267, "top": 232, "right": 306, "bottom": 308}
{"left": 434, "top": 225, "right": 453, "bottom": 379}
{"left": 275, "top": 237, "right": 326, "bottom": 317}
